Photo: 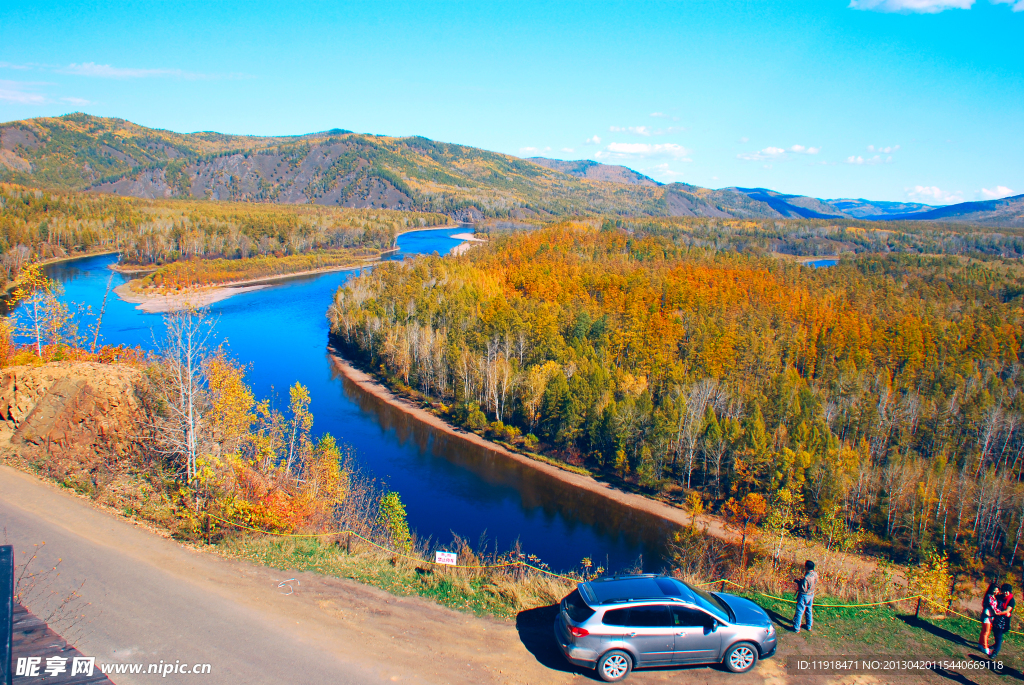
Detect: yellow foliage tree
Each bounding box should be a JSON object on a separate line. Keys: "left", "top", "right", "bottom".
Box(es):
{"left": 723, "top": 492, "right": 768, "bottom": 568}
{"left": 907, "top": 551, "right": 952, "bottom": 617}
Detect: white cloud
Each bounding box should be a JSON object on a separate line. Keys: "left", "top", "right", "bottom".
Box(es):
{"left": 847, "top": 153, "right": 897, "bottom": 165}
{"left": 561, "top": 147, "right": 575, "bottom": 153}
{"left": 852, "top": 0, "right": 1024, "bottom": 12}
{"left": 737, "top": 146, "right": 786, "bottom": 161}
{"left": 585, "top": 135, "right": 601, "bottom": 145}
{"left": 61, "top": 96, "right": 92, "bottom": 106}
{"left": 61, "top": 62, "right": 189, "bottom": 78}
{"left": 0, "top": 88, "right": 44, "bottom": 104}
{"left": 737, "top": 144, "right": 818, "bottom": 161}
{"left": 650, "top": 112, "right": 668, "bottom": 118}
{"left": 58, "top": 62, "right": 247, "bottom": 80}
{"left": 849, "top": 0, "right": 974, "bottom": 12}
{"left": 644, "top": 162, "right": 685, "bottom": 178}
{"left": 739, "top": 137, "right": 749, "bottom": 143}
{"left": 907, "top": 185, "right": 964, "bottom": 204}
{"left": 596, "top": 142, "right": 692, "bottom": 161}
{"left": 519, "top": 147, "right": 540, "bottom": 155}
{"left": 610, "top": 125, "right": 652, "bottom": 136}
{"left": 981, "top": 186, "right": 1015, "bottom": 199}
{"left": 868, "top": 144, "right": 900, "bottom": 153}
{"left": 0, "top": 81, "right": 45, "bottom": 104}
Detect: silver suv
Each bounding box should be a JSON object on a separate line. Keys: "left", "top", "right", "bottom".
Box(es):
{"left": 554, "top": 574, "right": 777, "bottom": 682}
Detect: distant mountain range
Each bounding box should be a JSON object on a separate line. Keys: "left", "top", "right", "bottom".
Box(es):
{"left": 1, "top": 114, "right": 1020, "bottom": 227}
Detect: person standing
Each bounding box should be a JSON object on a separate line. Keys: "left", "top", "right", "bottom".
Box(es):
{"left": 979, "top": 582, "right": 998, "bottom": 655}
{"left": 793, "top": 560, "right": 818, "bottom": 633}
{"left": 991, "top": 584, "right": 1015, "bottom": 658}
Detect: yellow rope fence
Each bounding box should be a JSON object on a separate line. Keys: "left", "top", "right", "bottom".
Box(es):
{"left": 696, "top": 579, "right": 1024, "bottom": 636}
{"left": 210, "top": 516, "right": 1020, "bottom": 636}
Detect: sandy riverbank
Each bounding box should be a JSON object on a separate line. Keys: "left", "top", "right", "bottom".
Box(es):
{"left": 111, "top": 230, "right": 480, "bottom": 312}
{"left": 114, "top": 261, "right": 375, "bottom": 313}
{"left": 326, "top": 346, "right": 880, "bottom": 578}
{"left": 114, "top": 282, "right": 270, "bottom": 313}
{"left": 450, "top": 232, "right": 486, "bottom": 256}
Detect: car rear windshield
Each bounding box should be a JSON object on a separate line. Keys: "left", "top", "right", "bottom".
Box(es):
{"left": 686, "top": 584, "right": 731, "bottom": 622}
{"left": 564, "top": 589, "right": 595, "bottom": 623}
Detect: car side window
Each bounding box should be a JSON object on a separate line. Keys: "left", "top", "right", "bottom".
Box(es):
{"left": 603, "top": 608, "right": 629, "bottom": 626}
{"left": 673, "top": 607, "right": 713, "bottom": 629}
{"left": 628, "top": 605, "right": 672, "bottom": 627}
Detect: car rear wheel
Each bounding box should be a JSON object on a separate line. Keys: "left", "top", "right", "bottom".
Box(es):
{"left": 596, "top": 650, "right": 633, "bottom": 682}
{"left": 723, "top": 642, "right": 759, "bottom": 673}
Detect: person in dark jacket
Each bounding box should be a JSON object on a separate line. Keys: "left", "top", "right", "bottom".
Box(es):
{"left": 991, "top": 584, "right": 1015, "bottom": 658}
{"left": 793, "top": 560, "right": 818, "bottom": 633}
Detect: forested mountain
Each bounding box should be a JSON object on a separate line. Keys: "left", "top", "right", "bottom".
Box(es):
{"left": 0, "top": 114, "right": 669, "bottom": 220}
{"left": 825, "top": 198, "right": 937, "bottom": 219}
{"left": 864, "top": 194, "right": 1024, "bottom": 227}
{"left": 3, "top": 114, "right": 1016, "bottom": 227}
{"left": 329, "top": 221, "right": 1024, "bottom": 563}
{"left": 526, "top": 157, "right": 659, "bottom": 186}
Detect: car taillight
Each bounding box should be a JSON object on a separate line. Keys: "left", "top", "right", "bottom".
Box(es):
{"left": 569, "top": 626, "right": 589, "bottom": 638}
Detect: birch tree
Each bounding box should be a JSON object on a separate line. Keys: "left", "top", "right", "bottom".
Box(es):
{"left": 155, "top": 306, "right": 216, "bottom": 484}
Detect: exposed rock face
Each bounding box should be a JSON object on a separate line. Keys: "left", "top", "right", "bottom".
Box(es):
{"left": 0, "top": 362, "right": 153, "bottom": 470}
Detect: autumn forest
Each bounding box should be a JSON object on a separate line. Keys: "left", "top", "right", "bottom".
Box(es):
{"left": 329, "top": 220, "right": 1024, "bottom": 572}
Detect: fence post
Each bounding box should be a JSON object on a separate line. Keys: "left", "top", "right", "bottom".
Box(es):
{"left": 720, "top": 580, "right": 726, "bottom": 593}
{"left": 1, "top": 545, "right": 13, "bottom": 685}
{"left": 915, "top": 597, "right": 922, "bottom": 619}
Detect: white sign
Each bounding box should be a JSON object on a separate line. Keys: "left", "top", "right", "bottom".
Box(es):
{"left": 435, "top": 551, "right": 457, "bottom": 566}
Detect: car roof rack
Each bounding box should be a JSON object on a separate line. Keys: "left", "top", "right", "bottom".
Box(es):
{"left": 597, "top": 573, "right": 661, "bottom": 581}
{"left": 604, "top": 596, "right": 689, "bottom": 605}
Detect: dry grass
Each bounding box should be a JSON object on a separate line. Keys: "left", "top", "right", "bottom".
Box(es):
{"left": 219, "top": 533, "right": 577, "bottom": 619}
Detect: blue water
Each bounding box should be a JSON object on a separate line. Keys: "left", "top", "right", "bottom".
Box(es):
{"left": 805, "top": 257, "right": 838, "bottom": 268}
{"left": 31, "top": 227, "right": 674, "bottom": 572}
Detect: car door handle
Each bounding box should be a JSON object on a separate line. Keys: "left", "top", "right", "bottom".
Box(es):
{"left": 676, "top": 631, "right": 687, "bottom": 636}
{"left": 627, "top": 632, "right": 636, "bottom": 637}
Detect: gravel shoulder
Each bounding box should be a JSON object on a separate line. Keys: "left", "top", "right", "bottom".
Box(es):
{"left": 1, "top": 463, "right": 988, "bottom": 685}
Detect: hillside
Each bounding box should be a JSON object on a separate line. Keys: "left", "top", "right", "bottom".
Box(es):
{"left": 0, "top": 114, "right": 671, "bottom": 220}
{"left": 526, "top": 157, "right": 659, "bottom": 186}
{"left": 0, "top": 116, "right": 813, "bottom": 221}
{"left": 2, "top": 114, "right": 1019, "bottom": 227}
{"left": 825, "top": 197, "right": 937, "bottom": 219}
{"left": 865, "top": 193, "right": 1024, "bottom": 227}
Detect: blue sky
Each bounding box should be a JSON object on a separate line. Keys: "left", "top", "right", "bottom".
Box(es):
{"left": 1, "top": 0, "right": 1021, "bottom": 204}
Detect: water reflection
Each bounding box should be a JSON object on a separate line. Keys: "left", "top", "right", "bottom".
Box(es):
{"left": 19, "top": 232, "right": 681, "bottom": 571}
{"left": 332, "top": 360, "right": 674, "bottom": 567}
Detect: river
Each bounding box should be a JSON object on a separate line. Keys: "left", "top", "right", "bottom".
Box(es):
{"left": 30, "top": 228, "right": 675, "bottom": 572}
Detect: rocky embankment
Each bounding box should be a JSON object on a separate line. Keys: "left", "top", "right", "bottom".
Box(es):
{"left": 0, "top": 362, "right": 152, "bottom": 482}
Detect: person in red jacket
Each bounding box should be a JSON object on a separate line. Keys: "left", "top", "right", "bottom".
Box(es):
{"left": 990, "top": 584, "right": 1015, "bottom": 658}
{"left": 979, "top": 582, "right": 998, "bottom": 655}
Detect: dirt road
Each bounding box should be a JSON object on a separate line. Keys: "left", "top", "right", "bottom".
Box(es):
{"left": 0, "top": 464, "right": 813, "bottom": 684}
